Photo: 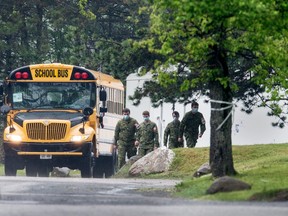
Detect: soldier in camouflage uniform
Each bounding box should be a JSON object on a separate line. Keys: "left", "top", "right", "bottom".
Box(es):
{"left": 114, "top": 108, "right": 139, "bottom": 170}
{"left": 135, "top": 111, "right": 159, "bottom": 156}
{"left": 178, "top": 101, "right": 206, "bottom": 148}
{"left": 163, "top": 111, "right": 183, "bottom": 148}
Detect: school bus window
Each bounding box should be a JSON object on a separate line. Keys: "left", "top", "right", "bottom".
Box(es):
{"left": 105, "top": 88, "right": 122, "bottom": 114}
{"left": 106, "top": 87, "right": 110, "bottom": 112}
{"left": 116, "top": 89, "right": 122, "bottom": 114}
{"left": 107, "top": 87, "right": 112, "bottom": 113}
{"left": 117, "top": 92, "right": 120, "bottom": 114}
{"left": 11, "top": 82, "right": 96, "bottom": 110}
{"left": 110, "top": 88, "right": 114, "bottom": 102}
{"left": 121, "top": 91, "right": 124, "bottom": 105}
{"left": 113, "top": 89, "right": 116, "bottom": 114}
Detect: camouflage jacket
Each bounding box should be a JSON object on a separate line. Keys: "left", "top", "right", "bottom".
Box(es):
{"left": 179, "top": 111, "right": 206, "bottom": 137}
{"left": 163, "top": 119, "right": 180, "bottom": 147}
{"left": 136, "top": 120, "right": 159, "bottom": 148}
{"left": 114, "top": 117, "right": 139, "bottom": 145}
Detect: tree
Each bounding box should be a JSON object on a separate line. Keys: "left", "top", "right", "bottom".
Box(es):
{"left": 0, "top": 0, "right": 152, "bottom": 83}
{"left": 0, "top": 0, "right": 152, "bottom": 162}
{"left": 134, "top": 0, "right": 288, "bottom": 177}
{"left": 79, "top": 0, "right": 156, "bottom": 81}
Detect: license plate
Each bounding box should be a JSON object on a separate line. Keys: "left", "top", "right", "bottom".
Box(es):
{"left": 40, "top": 154, "right": 52, "bottom": 159}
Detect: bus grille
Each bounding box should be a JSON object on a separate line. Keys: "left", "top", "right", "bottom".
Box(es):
{"left": 26, "top": 123, "right": 67, "bottom": 140}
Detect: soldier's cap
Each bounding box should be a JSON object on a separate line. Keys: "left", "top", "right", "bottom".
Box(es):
{"left": 122, "top": 108, "right": 130, "bottom": 113}
{"left": 142, "top": 110, "right": 150, "bottom": 116}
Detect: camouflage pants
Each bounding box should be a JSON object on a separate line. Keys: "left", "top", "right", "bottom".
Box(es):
{"left": 138, "top": 146, "right": 154, "bottom": 157}
{"left": 185, "top": 134, "right": 198, "bottom": 148}
{"left": 168, "top": 140, "right": 184, "bottom": 148}
{"left": 118, "top": 142, "right": 137, "bottom": 170}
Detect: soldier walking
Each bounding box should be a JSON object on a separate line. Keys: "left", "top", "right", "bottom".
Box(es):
{"left": 135, "top": 111, "right": 159, "bottom": 156}
{"left": 178, "top": 101, "right": 206, "bottom": 148}
{"left": 114, "top": 108, "right": 139, "bottom": 170}
{"left": 163, "top": 111, "right": 183, "bottom": 148}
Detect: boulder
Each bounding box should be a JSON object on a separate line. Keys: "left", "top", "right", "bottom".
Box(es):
{"left": 129, "top": 147, "right": 175, "bottom": 176}
{"left": 51, "top": 167, "right": 70, "bottom": 177}
{"left": 206, "top": 176, "right": 251, "bottom": 194}
{"left": 127, "top": 155, "right": 142, "bottom": 166}
{"left": 193, "top": 162, "right": 211, "bottom": 177}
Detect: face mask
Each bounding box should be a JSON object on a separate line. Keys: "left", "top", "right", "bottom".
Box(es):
{"left": 173, "top": 116, "right": 177, "bottom": 120}
{"left": 143, "top": 116, "right": 149, "bottom": 121}
{"left": 192, "top": 108, "right": 198, "bottom": 113}
{"left": 123, "top": 115, "right": 129, "bottom": 120}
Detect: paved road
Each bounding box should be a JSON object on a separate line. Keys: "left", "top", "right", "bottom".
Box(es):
{"left": 0, "top": 176, "right": 287, "bottom": 216}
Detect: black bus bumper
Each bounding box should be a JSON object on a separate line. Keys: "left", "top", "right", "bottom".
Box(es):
{"left": 3, "top": 142, "right": 92, "bottom": 170}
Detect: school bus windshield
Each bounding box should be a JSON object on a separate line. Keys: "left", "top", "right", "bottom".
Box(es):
{"left": 11, "top": 82, "right": 96, "bottom": 110}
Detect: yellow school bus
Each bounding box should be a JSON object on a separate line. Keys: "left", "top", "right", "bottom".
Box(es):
{"left": 0, "top": 63, "right": 124, "bottom": 178}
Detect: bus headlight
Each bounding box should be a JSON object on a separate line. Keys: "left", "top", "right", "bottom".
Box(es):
{"left": 6, "top": 134, "right": 22, "bottom": 142}
{"left": 71, "top": 135, "right": 90, "bottom": 142}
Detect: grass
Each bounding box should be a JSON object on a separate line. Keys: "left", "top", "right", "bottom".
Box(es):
{"left": 115, "top": 143, "right": 288, "bottom": 201}
{"left": 161, "top": 143, "right": 288, "bottom": 201}
{"left": 0, "top": 164, "right": 26, "bottom": 176}
{"left": 0, "top": 164, "right": 81, "bottom": 177}
{"left": 1, "top": 143, "right": 287, "bottom": 201}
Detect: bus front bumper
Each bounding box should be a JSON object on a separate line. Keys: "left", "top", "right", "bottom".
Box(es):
{"left": 3, "top": 142, "right": 91, "bottom": 156}
{"left": 3, "top": 142, "right": 92, "bottom": 169}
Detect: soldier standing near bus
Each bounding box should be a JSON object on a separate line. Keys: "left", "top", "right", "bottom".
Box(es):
{"left": 114, "top": 108, "right": 139, "bottom": 170}
{"left": 178, "top": 101, "right": 206, "bottom": 148}
{"left": 135, "top": 110, "right": 159, "bottom": 156}
{"left": 163, "top": 111, "right": 183, "bottom": 148}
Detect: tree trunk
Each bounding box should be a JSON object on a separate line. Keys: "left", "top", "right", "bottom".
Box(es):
{"left": 35, "top": 4, "right": 44, "bottom": 63}
{"left": 209, "top": 79, "right": 237, "bottom": 177}
{"left": 208, "top": 44, "right": 237, "bottom": 177}
{"left": 18, "top": 3, "right": 30, "bottom": 65}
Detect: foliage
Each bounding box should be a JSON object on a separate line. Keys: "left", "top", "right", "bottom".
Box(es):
{"left": 131, "top": 0, "right": 288, "bottom": 126}
{"left": 0, "top": 0, "right": 154, "bottom": 164}
{"left": 128, "top": 0, "right": 288, "bottom": 177}
{"left": 78, "top": 0, "right": 96, "bottom": 19}
{"left": 1, "top": 0, "right": 288, "bottom": 177}
{"left": 0, "top": 0, "right": 152, "bottom": 83}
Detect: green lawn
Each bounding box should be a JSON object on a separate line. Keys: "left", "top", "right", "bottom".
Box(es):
{"left": 115, "top": 143, "right": 288, "bottom": 201}
{"left": 1, "top": 143, "right": 287, "bottom": 201}
{"left": 156, "top": 143, "right": 288, "bottom": 201}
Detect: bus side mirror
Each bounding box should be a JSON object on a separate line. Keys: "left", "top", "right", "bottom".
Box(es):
{"left": 98, "top": 115, "right": 104, "bottom": 128}
{"left": 100, "top": 89, "right": 107, "bottom": 101}
{"left": 83, "top": 107, "right": 93, "bottom": 116}
{"left": 80, "top": 107, "right": 94, "bottom": 134}
{"left": 100, "top": 107, "right": 107, "bottom": 113}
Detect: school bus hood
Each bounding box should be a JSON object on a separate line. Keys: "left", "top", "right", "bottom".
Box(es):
{"left": 13, "top": 111, "right": 83, "bottom": 127}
